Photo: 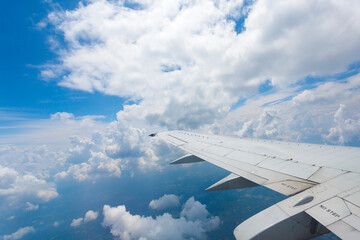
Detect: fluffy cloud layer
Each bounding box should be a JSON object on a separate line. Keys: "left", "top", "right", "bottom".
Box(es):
{"left": 224, "top": 73, "right": 360, "bottom": 145}
{"left": 0, "top": 144, "right": 67, "bottom": 179}
{"left": 102, "top": 196, "right": 220, "bottom": 240}
{"left": 0, "top": 165, "right": 58, "bottom": 211}
{"left": 43, "top": 0, "right": 360, "bottom": 130}
{"left": 149, "top": 194, "right": 180, "bottom": 210}
{"left": 3, "top": 226, "right": 35, "bottom": 240}
{"left": 0, "top": 111, "right": 106, "bottom": 145}
{"left": 32, "top": 0, "right": 360, "bottom": 187}
{"left": 53, "top": 118, "right": 182, "bottom": 182}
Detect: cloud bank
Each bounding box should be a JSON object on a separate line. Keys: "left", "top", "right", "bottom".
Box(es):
{"left": 53, "top": 119, "right": 182, "bottom": 182}
{"left": 0, "top": 165, "right": 58, "bottom": 211}
{"left": 43, "top": 0, "right": 360, "bottom": 131}
{"left": 225, "top": 73, "right": 360, "bottom": 145}
{"left": 30, "top": 0, "right": 360, "bottom": 189}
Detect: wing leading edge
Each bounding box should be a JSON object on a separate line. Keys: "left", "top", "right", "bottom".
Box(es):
{"left": 156, "top": 130, "right": 360, "bottom": 240}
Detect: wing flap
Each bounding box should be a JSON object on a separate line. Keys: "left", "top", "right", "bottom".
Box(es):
{"left": 327, "top": 218, "right": 360, "bottom": 240}
{"left": 342, "top": 214, "right": 360, "bottom": 231}
{"left": 264, "top": 180, "right": 315, "bottom": 196}
{"left": 305, "top": 197, "right": 351, "bottom": 226}
{"left": 257, "top": 157, "right": 320, "bottom": 180}
{"left": 308, "top": 167, "right": 347, "bottom": 183}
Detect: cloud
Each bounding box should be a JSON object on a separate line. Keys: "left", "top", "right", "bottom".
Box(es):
{"left": 0, "top": 165, "right": 17, "bottom": 188}
{"left": 43, "top": 0, "right": 360, "bottom": 131}
{"left": 223, "top": 73, "right": 360, "bottom": 145}
{"left": 55, "top": 119, "right": 183, "bottom": 181}
{"left": 180, "top": 197, "right": 210, "bottom": 222}
{"left": 1, "top": 109, "right": 181, "bottom": 185}
{"left": 70, "top": 217, "right": 83, "bottom": 227}
{"left": 55, "top": 151, "right": 121, "bottom": 181}
{"left": 2, "top": 0, "right": 360, "bottom": 224}
{"left": 25, "top": 202, "right": 39, "bottom": 211}
{"left": 84, "top": 210, "right": 99, "bottom": 222}
{"left": 0, "top": 111, "right": 106, "bottom": 145}
{"left": 50, "top": 112, "right": 75, "bottom": 121}
{"left": 0, "top": 165, "right": 58, "bottom": 211}
{"left": 67, "top": 135, "right": 94, "bottom": 164}
{"left": 41, "top": 0, "right": 244, "bottom": 129}
{"left": 2, "top": 0, "right": 358, "bottom": 189}
{"left": 323, "top": 104, "right": 360, "bottom": 144}
{"left": 71, "top": 210, "right": 99, "bottom": 227}
{"left": 3, "top": 226, "right": 35, "bottom": 240}
{"left": 102, "top": 196, "right": 220, "bottom": 240}
{"left": 149, "top": 194, "right": 180, "bottom": 210}
{"left": 0, "top": 144, "right": 68, "bottom": 179}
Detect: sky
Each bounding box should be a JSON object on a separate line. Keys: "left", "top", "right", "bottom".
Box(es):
{"left": 1, "top": 0, "right": 360, "bottom": 239}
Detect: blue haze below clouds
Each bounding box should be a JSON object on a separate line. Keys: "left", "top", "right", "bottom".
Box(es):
{"left": 0, "top": 162, "right": 339, "bottom": 240}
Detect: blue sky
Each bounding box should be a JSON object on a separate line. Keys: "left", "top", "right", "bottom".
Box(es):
{"left": 1, "top": 0, "right": 125, "bottom": 121}
{"left": 1, "top": 0, "right": 360, "bottom": 239}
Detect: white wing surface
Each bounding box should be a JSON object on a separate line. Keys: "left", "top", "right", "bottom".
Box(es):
{"left": 156, "top": 130, "right": 360, "bottom": 240}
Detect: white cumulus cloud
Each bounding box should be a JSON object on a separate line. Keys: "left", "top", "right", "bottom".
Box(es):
{"left": 70, "top": 217, "right": 83, "bottom": 228}
{"left": 71, "top": 209, "right": 99, "bottom": 227}
{"left": 42, "top": 0, "right": 360, "bottom": 131}
{"left": 0, "top": 165, "right": 58, "bottom": 211}
{"left": 149, "top": 194, "right": 180, "bottom": 210}
{"left": 224, "top": 73, "right": 360, "bottom": 145}
{"left": 102, "top": 197, "right": 220, "bottom": 240}
{"left": 84, "top": 210, "right": 99, "bottom": 222}
{"left": 54, "top": 119, "right": 183, "bottom": 181}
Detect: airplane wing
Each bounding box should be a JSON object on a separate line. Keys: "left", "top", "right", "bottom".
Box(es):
{"left": 155, "top": 130, "right": 360, "bottom": 240}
